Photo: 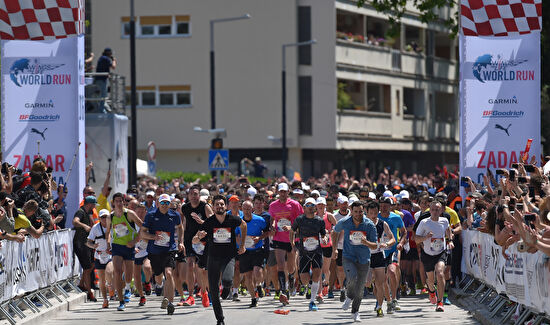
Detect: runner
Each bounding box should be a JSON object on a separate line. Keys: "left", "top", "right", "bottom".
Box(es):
{"left": 106, "top": 192, "right": 143, "bottom": 311}
{"left": 228, "top": 195, "right": 244, "bottom": 301}
{"left": 289, "top": 197, "right": 327, "bottom": 311}
{"left": 139, "top": 194, "right": 185, "bottom": 315}
{"left": 415, "top": 199, "right": 454, "bottom": 312}
{"left": 332, "top": 196, "right": 350, "bottom": 301}
{"left": 268, "top": 183, "right": 303, "bottom": 304}
{"left": 131, "top": 201, "right": 153, "bottom": 305}
{"left": 332, "top": 200, "right": 377, "bottom": 322}
{"left": 252, "top": 194, "right": 271, "bottom": 298}
{"left": 193, "top": 194, "right": 246, "bottom": 325}
{"left": 398, "top": 197, "right": 419, "bottom": 296}
{"left": 316, "top": 197, "right": 337, "bottom": 300}
{"left": 365, "top": 201, "right": 395, "bottom": 317}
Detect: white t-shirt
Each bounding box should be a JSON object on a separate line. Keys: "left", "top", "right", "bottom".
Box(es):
{"left": 87, "top": 223, "right": 111, "bottom": 264}
{"left": 415, "top": 217, "right": 449, "bottom": 256}
{"left": 134, "top": 225, "right": 148, "bottom": 259}
{"left": 334, "top": 209, "right": 350, "bottom": 250}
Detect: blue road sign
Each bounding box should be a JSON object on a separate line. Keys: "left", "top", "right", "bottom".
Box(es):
{"left": 209, "top": 149, "right": 229, "bottom": 171}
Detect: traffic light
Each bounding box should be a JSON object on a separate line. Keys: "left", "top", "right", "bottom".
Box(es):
{"left": 211, "top": 138, "right": 223, "bottom": 149}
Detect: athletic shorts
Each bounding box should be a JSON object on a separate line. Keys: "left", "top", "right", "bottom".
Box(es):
{"left": 94, "top": 259, "right": 111, "bottom": 270}
{"left": 401, "top": 248, "right": 419, "bottom": 261}
{"left": 321, "top": 246, "right": 333, "bottom": 259}
{"left": 298, "top": 251, "right": 323, "bottom": 274}
{"left": 384, "top": 251, "right": 399, "bottom": 266}
{"left": 370, "top": 252, "right": 387, "bottom": 269}
{"left": 239, "top": 249, "right": 264, "bottom": 273}
{"left": 196, "top": 254, "right": 207, "bottom": 270}
{"left": 271, "top": 240, "right": 292, "bottom": 253}
{"left": 267, "top": 250, "right": 277, "bottom": 267}
{"left": 336, "top": 249, "right": 344, "bottom": 267}
{"left": 134, "top": 256, "right": 148, "bottom": 266}
{"left": 148, "top": 251, "right": 176, "bottom": 276}
{"left": 445, "top": 249, "right": 452, "bottom": 266}
{"left": 175, "top": 251, "right": 186, "bottom": 263}
{"left": 111, "top": 243, "right": 135, "bottom": 261}
{"left": 184, "top": 240, "right": 197, "bottom": 258}
{"left": 420, "top": 251, "right": 447, "bottom": 273}
{"left": 74, "top": 243, "right": 94, "bottom": 270}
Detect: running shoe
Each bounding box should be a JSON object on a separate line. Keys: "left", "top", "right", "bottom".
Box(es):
{"left": 290, "top": 288, "right": 297, "bottom": 297}
{"left": 342, "top": 297, "right": 352, "bottom": 311}
{"left": 306, "top": 287, "right": 312, "bottom": 300}
{"left": 309, "top": 301, "right": 318, "bottom": 311}
{"left": 387, "top": 301, "right": 394, "bottom": 314}
{"left": 353, "top": 312, "right": 361, "bottom": 322}
{"left": 221, "top": 287, "right": 231, "bottom": 300}
{"left": 327, "top": 290, "right": 334, "bottom": 299}
{"left": 257, "top": 286, "right": 265, "bottom": 298}
{"left": 443, "top": 297, "right": 451, "bottom": 305}
{"left": 299, "top": 285, "right": 306, "bottom": 296}
{"left": 139, "top": 296, "right": 146, "bottom": 306}
{"left": 183, "top": 296, "right": 195, "bottom": 306}
{"left": 239, "top": 286, "right": 248, "bottom": 296}
{"left": 322, "top": 286, "right": 329, "bottom": 296}
{"left": 316, "top": 294, "right": 324, "bottom": 304}
{"left": 421, "top": 288, "right": 428, "bottom": 294}
{"left": 340, "top": 289, "right": 346, "bottom": 302}
{"left": 123, "top": 289, "right": 131, "bottom": 303}
{"left": 374, "top": 302, "right": 379, "bottom": 311}
{"left": 102, "top": 300, "right": 109, "bottom": 309}
{"left": 376, "top": 307, "right": 384, "bottom": 317}
{"left": 155, "top": 286, "right": 163, "bottom": 296}
{"left": 201, "top": 291, "right": 210, "bottom": 308}
{"left": 392, "top": 299, "right": 401, "bottom": 311}
{"left": 429, "top": 292, "right": 437, "bottom": 305}
{"left": 161, "top": 297, "right": 169, "bottom": 309}
{"left": 279, "top": 293, "right": 289, "bottom": 306}
{"left": 167, "top": 302, "right": 175, "bottom": 315}
{"left": 117, "top": 302, "right": 125, "bottom": 311}
{"left": 274, "top": 291, "right": 280, "bottom": 301}
{"left": 216, "top": 321, "right": 225, "bottom": 325}
{"left": 87, "top": 291, "right": 97, "bottom": 302}
{"left": 177, "top": 296, "right": 186, "bottom": 306}
{"left": 232, "top": 293, "right": 241, "bottom": 302}
{"left": 409, "top": 287, "right": 417, "bottom": 295}
{"left": 249, "top": 298, "right": 258, "bottom": 308}
{"left": 436, "top": 302, "right": 444, "bottom": 312}
{"left": 144, "top": 282, "right": 151, "bottom": 295}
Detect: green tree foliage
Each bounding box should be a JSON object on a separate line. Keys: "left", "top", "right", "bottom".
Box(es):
{"left": 337, "top": 82, "right": 355, "bottom": 111}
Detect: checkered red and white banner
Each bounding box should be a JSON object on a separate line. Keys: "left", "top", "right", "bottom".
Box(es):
{"left": 0, "top": 0, "right": 84, "bottom": 40}
{"left": 461, "top": 0, "right": 542, "bottom": 37}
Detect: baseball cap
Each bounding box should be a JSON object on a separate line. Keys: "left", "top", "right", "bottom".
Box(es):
{"left": 229, "top": 195, "right": 239, "bottom": 202}
{"left": 99, "top": 209, "right": 110, "bottom": 218}
{"left": 315, "top": 197, "right": 326, "bottom": 205}
{"left": 277, "top": 183, "right": 289, "bottom": 192}
{"left": 368, "top": 192, "right": 377, "bottom": 200}
{"left": 399, "top": 190, "right": 410, "bottom": 199}
{"left": 379, "top": 197, "right": 393, "bottom": 205}
{"left": 247, "top": 186, "right": 257, "bottom": 199}
{"left": 304, "top": 197, "right": 316, "bottom": 206}
{"left": 311, "top": 190, "right": 320, "bottom": 197}
{"left": 292, "top": 188, "right": 304, "bottom": 195}
{"left": 337, "top": 196, "right": 348, "bottom": 204}
{"left": 146, "top": 191, "right": 155, "bottom": 197}
{"left": 349, "top": 195, "right": 358, "bottom": 204}
{"left": 382, "top": 190, "right": 393, "bottom": 198}
{"left": 199, "top": 188, "right": 210, "bottom": 199}
{"left": 319, "top": 190, "right": 328, "bottom": 197}
{"left": 84, "top": 196, "right": 97, "bottom": 204}
{"left": 158, "top": 194, "right": 171, "bottom": 203}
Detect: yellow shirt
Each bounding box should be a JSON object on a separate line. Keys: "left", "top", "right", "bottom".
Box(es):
{"left": 13, "top": 213, "right": 31, "bottom": 234}
{"left": 97, "top": 193, "right": 111, "bottom": 212}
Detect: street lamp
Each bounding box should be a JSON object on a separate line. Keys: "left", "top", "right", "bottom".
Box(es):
{"left": 281, "top": 39, "right": 317, "bottom": 177}
{"left": 210, "top": 14, "right": 251, "bottom": 129}
{"left": 129, "top": 0, "right": 137, "bottom": 186}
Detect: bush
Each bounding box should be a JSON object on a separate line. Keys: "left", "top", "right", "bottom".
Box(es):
{"left": 156, "top": 170, "right": 211, "bottom": 184}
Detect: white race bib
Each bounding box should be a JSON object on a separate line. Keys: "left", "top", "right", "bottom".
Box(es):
{"left": 98, "top": 251, "right": 111, "bottom": 264}
{"left": 277, "top": 218, "right": 291, "bottom": 231}
{"left": 136, "top": 239, "right": 147, "bottom": 251}
{"left": 96, "top": 238, "right": 108, "bottom": 252}
{"left": 381, "top": 232, "right": 391, "bottom": 250}
{"left": 245, "top": 236, "right": 256, "bottom": 249}
{"left": 349, "top": 231, "right": 366, "bottom": 246}
{"left": 114, "top": 223, "right": 129, "bottom": 237}
{"left": 193, "top": 242, "right": 205, "bottom": 255}
{"left": 154, "top": 231, "right": 171, "bottom": 247}
{"left": 430, "top": 238, "right": 444, "bottom": 252}
{"left": 303, "top": 236, "right": 319, "bottom": 251}
{"left": 370, "top": 239, "right": 382, "bottom": 254}
{"left": 213, "top": 228, "right": 231, "bottom": 243}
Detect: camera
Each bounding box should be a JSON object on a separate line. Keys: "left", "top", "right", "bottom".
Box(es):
{"left": 509, "top": 169, "right": 516, "bottom": 181}
{"left": 524, "top": 165, "right": 536, "bottom": 173}
{"left": 518, "top": 176, "right": 528, "bottom": 183}
{"left": 496, "top": 169, "right": 506, "bottom": 175}
{"left": 511, "top": 163, "right": 519, "bottom": 169}
{"left": 517, "top": 240, "right": 527, "bottom": 253}
{"left": 524, "top": 213, "right": 536, "bottom": 229}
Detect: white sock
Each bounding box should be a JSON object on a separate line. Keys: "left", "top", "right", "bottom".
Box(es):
{"left": 232, "top": 288, "right": 238, "bottom": 295}
{"left": 125, "top": 283, "right": 131, "bottom": 291}
{"left": 311, "top": 282, "right": 320, "bottom": 302}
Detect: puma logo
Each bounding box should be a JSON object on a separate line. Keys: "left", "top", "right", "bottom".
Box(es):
{"left": 495, "top": 124, "right": 511, "bottom": 136}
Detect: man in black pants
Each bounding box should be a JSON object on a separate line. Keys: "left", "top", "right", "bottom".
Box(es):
{"left": 193, "top": 195, "right": 246, "bottom": 325}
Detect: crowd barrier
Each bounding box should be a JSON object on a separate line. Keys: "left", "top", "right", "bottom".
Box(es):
{"left": 461, "top": 230, "right": 550, "bottom": 318}
{"left": 0, "top": 229, "right": 81, "bottom": 324}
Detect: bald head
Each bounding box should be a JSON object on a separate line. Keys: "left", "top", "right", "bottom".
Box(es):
{"left": 128, "top": 199, "right": 139, "bottom": 211}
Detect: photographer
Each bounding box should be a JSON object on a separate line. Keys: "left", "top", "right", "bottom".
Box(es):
{"left": 15, "top": 200, "right": 45, "bottom": 239}
{"left": 0, "top": 192, "right": 15, "bottom": 234}
{"left": 0, "top": 162, "right": 15, "bottom": 194}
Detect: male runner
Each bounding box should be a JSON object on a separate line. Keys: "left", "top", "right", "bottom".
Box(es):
{"left": 252, "top": 194, "right": 271, "bottom": 298}
{"left": 86, "top": 209, "right": 113, "bottom": 309}
{"left": 332, "top": 196, "right": 350, "bottom": 301}
{"left": 316, "top": 197, "right": 336, "bottom": 300}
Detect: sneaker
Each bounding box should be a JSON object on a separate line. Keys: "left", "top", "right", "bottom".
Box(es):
{"left": 316, "top": 294, "right": 324, "bottom": 304}
{"left": 299, "top": 285, "right": 306, "bottom": 296}
{"left": 376, "top": 307, "right": 384, "bottom": 317}
{"left": 201, "top": 291, "right": 210, "bottom": 307}
{"left": 409, "top": 287, "right": 417, "bottom": 296}
{"left": 123, "top": 289, "right": 131, "bottom": 303}
{"left": 216, "top": 321, "right": 226, "bottom": 325}
{"left": 239, "top": 286, "right": 248, "bottom": 296}
{"left": 443, "top": 297, "right": 451, "bottom": 305}
{"left": 249, "top": 298, "right": 257, "bottom": 308}
{"left": 436, "top": 302, "right": 444, "bottom": 312}
{"left": 232, "top": 293, "right": 241, "bottom": 302}
{"left": 340, "top": 290, "right": 346, "bottom": 302}
{"left": 87, "top": 292, "right": 97, "bottom": 302}
{"left": 274, "top": 291, "right": 280, "bottom": 301}
{"left": 387, "top": 301, "right": 394, "bottom": 314}
{"left": 306, "top": 287, "right": 311, "bottom": 300}
{"left": 265, "top": 288, "right": 271, "bottom": 296}
{"left": 421, "top": 288, "right": 428, "bottom": 294}
{"left": 322, "top": 286, "right": 329, "bottom": 296}
{"left": 353, "top": 311, "right": 361, "bottom": 322}
{"left": 363, "top": 287, "right": 368, "bottom": 298}
{"left": 102, "top": 300, "right": 109, "bottom": 309}
{"left": 221, "top": 287, "right": 231, "bottom": 300}
{"left": 161, "top": 297, "right": 169, "bottom": 309}
{"left": 374, "top": 302, "right": 379, "bottom": 311}
{"left": 167, "top": 303, "right": 175, "bottom": 315}
{"left": 279, "top": 293, "right": 289, "bottom": 306}
{"left": 429, "top": 292, "right": 437, "bottom": 305}
{"left": 117, "top": 302, "right": 125, "bottom": 311}
{"left": 342, "top": 297, "right": 352, "bottom": 311}
{"left": 392, "top": 299, "right": 401, "bottom": 311}
{"left": 155, "top": 286, "right": 163, "bottom": 296}
{"left": 144, "top": 283, "right": 151, "bottom": 295}
{"left": 309, "top": 301, "right": 318, "bottom": 311}
{"left": 183, "top": 296, "right": 195, "bottom": 306}
{"left": 257, "top": 286, "right": 265, "bottom": 298}
{"left": 327, "top": 290, "right": 334, "bottom": 299}
{"left": 138, "top": 296, "right": 146, "bottom": 306}
{"left": 177, "top": 297, "right": 186, "bottom": 306}
{"left": 290, "top": 288, "right": 297, "bottom": 297}
{"left": 401, "top": 284, "right": 408, "bottom": 297}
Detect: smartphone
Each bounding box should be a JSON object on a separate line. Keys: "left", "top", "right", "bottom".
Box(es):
{"left": 516, "top": 203, "right": 524, "bottom": 211}
{"left": 524, "top": 165, "right": 536, "bottom": 173}
{"left": 460, "top": 177, "right": 469, "bottom": 183}
{"left": 509, "top": 169, "right": 516, "bottom": 182}
{"left": 497, "top": 189, "right": 502, "bottom": 196}
{"left": 496, "top": 169, "right": 506, "bottom": 175}
{"left": 518, "top": 176, "right": 528, "bottom": 183}
{"left": 524, "top": 213, "right": 536, "bottom": 229}
{"left": 511, "top": 163, "right": 519, "bottom": 169}
{"left": 529, "top": 186, "right": 536, "bottom": 199}
{"left": 509, "top": 198, "right": 516, "bottom": 206}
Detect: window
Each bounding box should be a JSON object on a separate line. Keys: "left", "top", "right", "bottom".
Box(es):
{"left": 159, "top": 93, "right": 174, "bottom": 105}
{"left": 127, "top": 86, "right": 192, "bottom": 108}
{"left": 158, "top": 25, "right": 172, "bottom": 35}
{"left": 141, "top": 92, "right": 155, "bottom": 106}
{"left": 298, "top": 76, "right": 312, "bottom": 135}
{"left": 298, "top": 6, "right": 311, "bottom": 65}
{"left": 141, "top": 25, "right": 154, "bottom": 35}
{"left": 366, "top": 83, "right": 391, "bottom": 113}
{"left": 122, "top": 22, "right": 130, "bottom": 36}
{"left": 177, "top": 93, "right": 191, "bottom": 105}
{"left": 403, "top": 88, "right": 425, "bottom": 116}
{"left": 176, "top": 22, "right": 189, "bottom": 35}
{"left": 121, "top": 15, "right": 191, "bottom": 38}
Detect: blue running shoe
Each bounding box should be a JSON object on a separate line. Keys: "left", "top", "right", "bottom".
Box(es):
{"left": 309, "top": 301, "right": 318, "bottom": 311}
{"left": 443, "top": 297, "right": 451, "bottom": 305}
{"left": 117, "top": 302, "right": 125, "bottom": 311}
{"left": 124, "top": 290, "right": 131, "bottom": 303}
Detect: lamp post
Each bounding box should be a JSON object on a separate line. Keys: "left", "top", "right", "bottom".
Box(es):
{"left": 281, "top": 39, "right": 316, "bottom": 177}
{"left": 129, "top": 0, "right": 137, "bottom": 186}
{"left": 210, "top": 14, "right": 251, "bottom": 129}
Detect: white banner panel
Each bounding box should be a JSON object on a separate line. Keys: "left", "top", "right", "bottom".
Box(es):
{"left": 1, "top": 36, "right": 86, "bottom": 223}
{"left": 459, "top": 33, "right": 541, "bottom": 184}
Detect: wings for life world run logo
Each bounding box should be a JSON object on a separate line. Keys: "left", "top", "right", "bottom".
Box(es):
{"left": 472, "top": 53, "right": 534, "bottom": 83}
{"left": 9, "top": 58, "right": 71, "bottom": 87}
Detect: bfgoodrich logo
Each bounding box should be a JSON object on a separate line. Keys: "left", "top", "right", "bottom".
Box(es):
{"left": 9, "top": 58, "right": 69, "bottom": 87}
{"left": 472, "top": 53, "right": 533, "bottom": 83}
{"left": 482, "top": 110, "right": 524, "bottom": 118}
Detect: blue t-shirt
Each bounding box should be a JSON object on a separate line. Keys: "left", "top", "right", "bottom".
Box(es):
{"left": 228, "top": 210, "right": 244, "bottom": 218}
{"left": 378, "top": 212, "right": 405, "bottom": 256}
{"left": 143, "top": 208, "right": 181, "bottom": 254}
{"left": 334, "top": 216, "right": 377, "bottom": 265}
{"left": 236, "top": 214, "right": 267, "bottom": 250}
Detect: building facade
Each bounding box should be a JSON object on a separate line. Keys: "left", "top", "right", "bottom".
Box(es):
{"left": 90, "top": 0, "right": 458, "bottom": 178}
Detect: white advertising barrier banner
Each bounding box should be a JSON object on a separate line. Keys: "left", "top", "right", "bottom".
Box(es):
{"left": 0, "top": 230, "right": 77, "bottom": 303}
{"left": 85, "top": 114, "right": 129, "bottom": 196}
{"left": 1, "top": 36, "right": 86, "bottom": 225}
{"left": 459, "top": 33, "right": 541, "bottom": 186}
{"left": 462, "top": 230, "right": 550, "bottom": 314}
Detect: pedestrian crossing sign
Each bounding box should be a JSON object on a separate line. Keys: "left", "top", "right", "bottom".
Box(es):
{"left": 208, "top": 149, "right": 229, "bottom": 171}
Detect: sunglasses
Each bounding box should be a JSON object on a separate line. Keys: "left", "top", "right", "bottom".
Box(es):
{"left": 305, "top": 204, "right": 315, "bottom": 208}
{"left": 100, "top": 216, "right": 107, "bottom": 219}
{"left": 159, "top": 201, "right": 170, "bottom": 205}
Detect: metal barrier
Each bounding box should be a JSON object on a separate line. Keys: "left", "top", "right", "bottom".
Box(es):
{"left": 85, "top": 72, "right": 126, "bottom": 115}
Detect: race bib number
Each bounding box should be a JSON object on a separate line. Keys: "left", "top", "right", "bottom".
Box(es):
{"left": 277, "top": 219, "right": 291, "bottom": 231}
{"left": 349, "top": 231, "right": 366, "bottom": 246}
{"left": 430, "top": 238, "right": 444, "bottom": 252}
{"left": 114, "top": 223, "right": 129, "bottom": 237}
{"left": 96, "top": 238, "right": 108, "bottom": 252}
{"left": 213, "top": 228, "right": 231, "bottom": 243}
{"left": 303, "top": 236, "right": 319, "bottom": 251}
{"left": 245, "top": 236, "right": 256, "bottom": 249}
{"left": 381, "top": 232, "right": 391, "bottom": 250}
{"left": 98, "top": 251, "right": 111, "bottom": 264}
{"left": 136, "top": 240, "right": 147, "bottom": 251}
{"left": 193, "top": 242, "right": 205, "bottom": 255}
{"left": 154, "top": 231, "right": 171, "bottom": 247}
{"left": 370, "top": 239, "right": 382, "bottom": 254}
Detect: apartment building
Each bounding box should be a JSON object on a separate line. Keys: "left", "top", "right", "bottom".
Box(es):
{"left": 89, "top": 0, "right": 458, "bottom": 178}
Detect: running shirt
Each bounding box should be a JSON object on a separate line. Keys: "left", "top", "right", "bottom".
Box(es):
{"left": 110, "top": 209, "right": 136, "bottom": 246}
{"left": 378, "top": 212, "right": 404, "bottom": 256}
{"left": 182, "top": 201, "right": 208, "bottom": 246}
{"left": 291, "top": 214, "right": 326, "bottom": 253}
{"left": 401, "top": 209, "right": 415, "bottom": 251}
{"left": 415, "top": 217, "right": 449, "bottom": 256}
{"left": 236, "top": 214, "right": 268, "bottom": 251}
{"left": 320, "top": 212, "right": 333, "bottom": 248}
{"left": 369, "top": 218, "right": 387, "bottom": 254}
{"left": 334, "top": 209, "right": 351, "bottom": 249}
{"left": 88, "top": 223, "right": 111, "bottom": 264}
{"left": 269, "top": 199, "right": 303, "bottom": 243}
{"left": 334, "top": 216, "right": 377, "bottom": 264}
{"left": 142, "top": 208, "right": 181, "bottom": 254}
{"left": 200, "top": 213, "right": 242, "bottom": 258}
{"left": 134, "top": 225, "right": 148, "bottom": 259}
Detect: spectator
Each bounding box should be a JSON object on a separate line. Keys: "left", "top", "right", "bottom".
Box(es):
{"left": 52, "top": 184, "right": 68, "bottom": 228}
{"left": 15, "top": 200, "right": 45, "bottom": 239}
{"left": 73, "top": 196, "right": 98, "bottom": 301}
{"left": 94, "top": 47, "right": 117, "bottom": 112}
{"left": 253, "top": 157, "right": 267, "bottom": 178}
{"left": 0, "top": 192, "right": 15, "bottom": 233}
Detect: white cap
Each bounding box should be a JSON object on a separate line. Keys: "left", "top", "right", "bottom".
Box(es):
{"left": 337, "top": 196, "right": 349, "bottom": 204}
{"left": 99, "top": 209, "right": 110, "bottom": 218}
{"left": 277, "top": 183, "right": 289, "bottom": 192}
{"left": 349, "top": 196, "right": 358, "bottom": 204}
{"left": 146, "top": 191, "right": 155, "bottom": 197}
{"left": 399, "top": 190, "right": 410, "bottom": 199}
{"left": 158, "top": 194, "right": 171, "bottom": 202}
{"left": 311, "top": 190, "right": 320, "bottom": 197}
{"left": 247, "top": 186, "right": 257, "bottom": 198}
{"left": 304, "top": 197, "right": 316, "bottom": 206}
{"left": 199, "top": 188, "right": 209, "bottom": 199}
{"left": 315, "top": 197, "right": 326, "bottom": 205}
{"left": 383, "top": 190, "right": 393, "bottom": 198}
{"left": 368, "top": 192, "right": 377, "bottom": 200}
{"left": 292, "top": 188, "right": 304, "bottom": 195}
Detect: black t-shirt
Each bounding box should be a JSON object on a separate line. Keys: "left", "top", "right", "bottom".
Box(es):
{"left": 182, "top": 201, "right": 207, "bottom": 243}
{"left": 73, "top": 207, "right": 92, "bottom": 244}
{"left": 200, "top": 213, "right": 242, "bottom": 258}
{"left": 95, "top": 55, "right": 112, "bottom": 80}
{"left": 291, "top": 214, "right": 326, "bottom": 253}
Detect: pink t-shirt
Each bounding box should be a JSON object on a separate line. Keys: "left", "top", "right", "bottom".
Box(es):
{"left": 269, "top": 198, "right": 304, "bottom": 243}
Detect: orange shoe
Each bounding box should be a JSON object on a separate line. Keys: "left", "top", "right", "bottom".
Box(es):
{"left": 201, "top": 291, "right": 210, "bottom": 308}
{"left": 429, "top": 292, "right": 437, "bottom": 304}
{"left": 183, "top": 295, "right": 195, "bottom": 306}
{"left": 322, "top": 286, "right": 328, "bottom": 296}
{"left": 102, "top": 299, "right": 109, "bottom": 309}
{"left": 274, "top": 309, "right": 290, "bottom": 315}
